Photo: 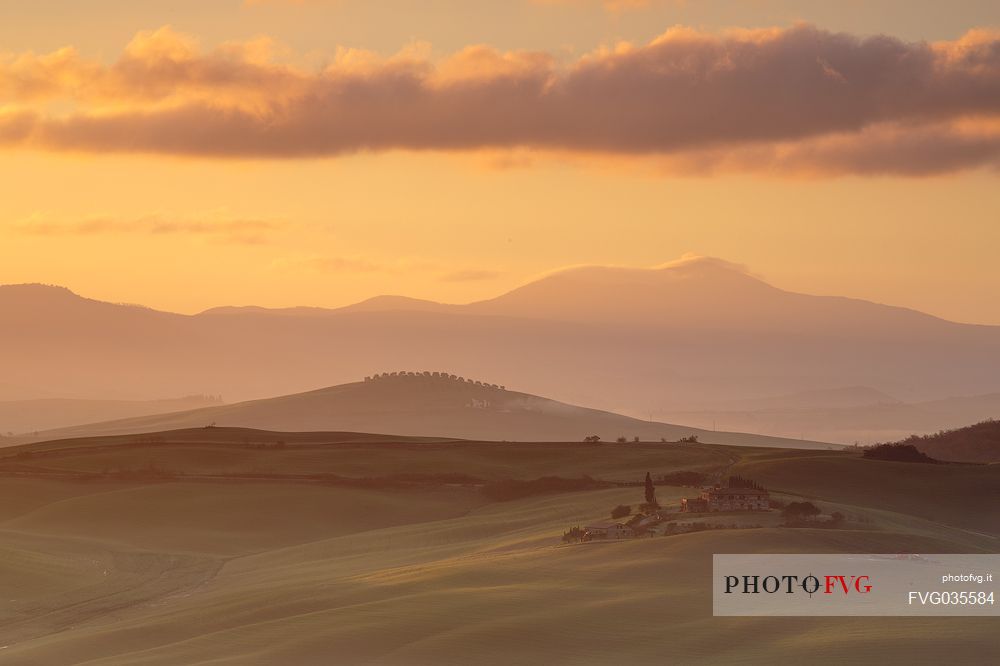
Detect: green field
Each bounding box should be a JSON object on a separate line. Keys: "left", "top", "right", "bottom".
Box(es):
{"left": 0, "top": 428, "right": 997, "bottom": 664}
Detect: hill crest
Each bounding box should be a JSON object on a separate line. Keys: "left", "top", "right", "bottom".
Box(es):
{"left": 6, "top": 373, "right": 840, "bottom": 451}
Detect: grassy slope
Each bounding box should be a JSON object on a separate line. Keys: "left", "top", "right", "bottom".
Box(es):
{"left": 2, "top": 430, "right": 735, "bottom": 481}
{"left": 0, "top": 488, "right": 995, "bottom": 665}
{"left": 902, "top": 419, "right": 1000, "bottom": 463}
{"left": 730, "top": 448, "right": 1000, "bottom": 533}
{"left": 0, "top": 433, "right": 997, "bottom": 664}
{"left": 6, "top": 430, "right": 994, "bottom": 532}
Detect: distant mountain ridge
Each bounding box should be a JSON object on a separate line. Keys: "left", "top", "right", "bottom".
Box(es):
{"left": 8, "top": 372, "right": 839, "bottom": 450}
{"left": 3, "top": 257, "right": 1000, "bottom": 425}
{"left": 196, "top": 257, "right": 969, "bottom": 332}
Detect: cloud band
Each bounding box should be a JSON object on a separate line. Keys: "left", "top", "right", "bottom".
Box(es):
{"left": 1, "top": 24, "right": 998, "bottom": 174}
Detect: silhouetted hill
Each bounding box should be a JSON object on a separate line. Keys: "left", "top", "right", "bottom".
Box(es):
{"left": 891, "top": 419, "right": 1000, "bottom": 463}
{"left": 3, "top": 257, "right": 1000, "bottom": 419}
{"left": 9, "top": 373, "right": 839, "bottom": 450}
{"left": 462, "top": 258, "right": 965, "bottom": 333}
{"left": 664, "top": 391, "right": 1000, "bottom": 446}
{"left": 863, "top": 443, "right": 940, "bottom": 464}
{"left": 0, "top": 395, "right": 223, "bottom": 435}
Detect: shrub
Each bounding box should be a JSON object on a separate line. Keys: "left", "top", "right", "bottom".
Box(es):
{"left": 611, "top": 504, "right": 632, "bottom": 519}
{"left": 782, "top": 501, "right": 821, "bottom": 521}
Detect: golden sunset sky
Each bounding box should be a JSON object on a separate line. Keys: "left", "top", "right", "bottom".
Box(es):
{"left": 1, "top": 0, "right": 998, "bottom": 322}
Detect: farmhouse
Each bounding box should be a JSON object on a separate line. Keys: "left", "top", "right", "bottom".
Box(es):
{"left": 681, "top": 486, "right": 770, "bottom": 512}
{"left": 680, "top": 497, "right": 709, "bottom": 512}
{"left": 583, "top": 522, "right": 634, "bottom": 540}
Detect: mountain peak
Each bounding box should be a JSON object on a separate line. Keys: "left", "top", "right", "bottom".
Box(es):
{"left": 464, "top": 255, "right": 775, "bottom": 322}
{"left": 337, "top": 295, "right": 453, "bottom": 314}
{"left": 653, "top": 254, "right": 755, "bottom": 275}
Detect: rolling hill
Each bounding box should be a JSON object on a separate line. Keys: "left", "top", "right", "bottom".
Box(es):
{"left": 4, "top": 256, "right": 1000, "bottom": 423}
{"left": 8, "top": 373, "right": 839, "bottom": 450}
{"left": 662, "top": 390, "right": 1000, "bottom": 446}
{"left": 0, "top": 395, "right": 223, "bottom": 436}
{"left": 0, "top": 429, "right": 996, "bottom": 664}
{"left": 887, "top": 419, "right": 1000, "bottom": 463}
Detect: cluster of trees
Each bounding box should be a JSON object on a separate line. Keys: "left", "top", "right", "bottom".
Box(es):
{"left": 862, "top": 443, "right": 940, "bottom": 464}
{"left": 611, "top": 504, "right": 631, "bottom": 519}
{"left": 874, "top": 418, "right": 997, "bottom": 464}
{"left": 364, "top": 371, "right": 505, "bottom": 390}
{"left": 727, "top": 475, "right": 765, "bottom": 490}
{"left": 608, "top": 472, "right": 658, "bottom": 519}
{"left": 581, "top": 435, "right": 697, "bottom": 444}
{"left": 781, "top": 501, "right": 820, "bottom": 520}
{"left": 644, "top": 471, "right": 657, "bottom": 508}
{"left": 781, "top": 501, "right": 846, "bottom": 527}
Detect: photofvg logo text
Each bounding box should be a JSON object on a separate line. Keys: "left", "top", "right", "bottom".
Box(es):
{"left": 714, "top": 554, "right": 1000, "bottom": 616}
{"left": 723, "top": 573, "right": 872, "bottom": 596}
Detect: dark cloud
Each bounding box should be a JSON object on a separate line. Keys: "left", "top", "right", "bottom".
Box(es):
{"left": 1, "top": 24, "right": 999, "bottom": 174}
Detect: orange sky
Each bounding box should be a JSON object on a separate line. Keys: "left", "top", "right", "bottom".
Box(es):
{"left": 1, "top": 1, "right": 999, "bottom": 323}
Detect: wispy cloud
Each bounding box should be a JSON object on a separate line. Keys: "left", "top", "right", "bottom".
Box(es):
{"left": 13, "top": 211, "right": 280, "bottom": 244}
{"left": 1, "top": 24, "right": 999, "bottom": 175}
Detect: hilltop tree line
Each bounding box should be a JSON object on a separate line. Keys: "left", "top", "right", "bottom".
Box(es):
{"left": 581, "top": 434, "right": 699, "bottom": 444}
{"left": 364, "top": 371, "right": 505, "bottom": 390}
{"left": 727, "top": 475, "right": 766, "bottom": 490}
{"left": 862, "top": 442, "right": 940, "bottom": 463}
{"left": 865, "top": 418, "right": 999, "bottom": 464}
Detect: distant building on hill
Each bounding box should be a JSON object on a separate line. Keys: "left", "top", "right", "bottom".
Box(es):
{"left": 681, "top": 486, "right": 769, "bottom": 513}
{"left": 582, "top": 522, "right": 634, "bottom": 540}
